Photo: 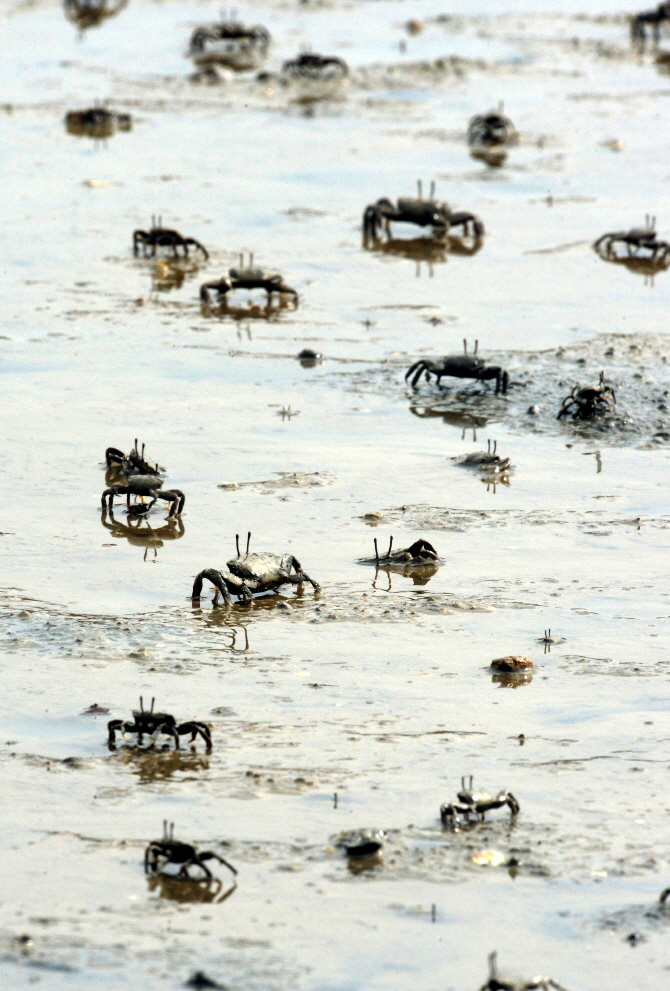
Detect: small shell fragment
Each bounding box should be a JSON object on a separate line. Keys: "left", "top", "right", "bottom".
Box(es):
{"left": 491, "top": 656, "right": 533, "bottom": 672}
{"left": 218, "top": 482, "right": 238, "bottom": 489}
{"left": 472, "top": 849, "right": 505, "bottom": 866}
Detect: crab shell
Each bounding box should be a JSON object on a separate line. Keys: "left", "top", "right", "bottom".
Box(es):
{"left": 227, "top": 552, "right": 295, "bottom": 586}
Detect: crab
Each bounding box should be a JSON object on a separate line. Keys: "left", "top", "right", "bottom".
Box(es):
{"left": 133, "top": 217, "right": 209, "bottom": 260}
{"left": 108, "top": 697, "right": 212, "bottom": 750}
{"left": 359, "top": 536, "right": 439, "bottom": 567}
{"left": 188, "top": 18, "right": 270, "bottom": 69}
{"left": 406, "top": 339, "right": 509, "bottom": 394}
{"left": 192, "top": 531, "right": 320, "bottom": 605}
{"left": 363, "top": 181, "right": 484, "bottom": 242}
{"left": 65, "top": 107, "right": 131, "bottom": 138}
{"left": 334, "top": 828, "right": 384, "bottom": 859}
{"left": 478, "top": 952, "right": 570, "bottom": 991}
{"left": 453, "top": 439, "right": 512, "bottom": 472}
{"left": 101, "top": 475, "right": 185, "bottom": 517}
{"left": 63, "top": 0, "right": 127, "bottom": 30}
{"left": 631, "top": 1, "right": 670, "bottom": 39}
{"left": 200, "top": 254, "right": 297, "bottom": 303}
{"left": 281, "top": 52, "right": 349, "bottom": 79}
{"left": 557, "top": 371, "right": 616, "bottom": 420}
{"left": 145, "top": 821, "right": 237, "bottom": 880}
{"left": 593, "top": 216, "right": 670, "bottom": 261}
{"left": 468, "top": 105, "right": 518, "bottom": 148}
{"left": 105, "top": 439, "right": 164, "bottom": 477}
{"left": 440, "top": 775, "right": 520, "bottom": 827}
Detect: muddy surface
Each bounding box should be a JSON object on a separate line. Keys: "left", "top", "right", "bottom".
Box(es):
{"left": 1, "top": 0, "right": 670, "bottom": 988}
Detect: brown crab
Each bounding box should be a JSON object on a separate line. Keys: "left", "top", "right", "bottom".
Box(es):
{"left": 133, "top": 217, "right": 209, "bottom": 260}
{"left": 200, "top": 254, "right": 297, "bottom": 303}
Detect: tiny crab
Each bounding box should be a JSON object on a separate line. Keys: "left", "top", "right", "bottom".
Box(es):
{"left": 133, "top": 217, "right": 209, "bottom": 260}
{"left": 359, "top": 536, "right": 439, "bottom": 567}
{"left": 593, "top": 216, "right": 670, "bottom": 262}
{"left": 145, "top": 821, "right": 237, "bottom": 879}
{"left": 63, "top": 0, "right": 127, "bottom": 30}
{"left": 108, "top": 697, "right": 212, "bottom": 750}
{"left": 363, "top": 180, "right": 484, "bottom": 242}
{"left": 101, "top": 475, "right": 185, "bottom": 517}
{"left": 440, "top": 775, "right": 520, "bottom": 827}
{"left": 65, "top": 107, "right": 131, "bottom": 138}
{"left": 200, "top": 254, "right": 298, "bottom": 303}
{"left": 105, "top": 438, "right": 164, "bottom": 477}
{"left": 467, "top": 105, "right": 518, "bottom": 148}
{"left": 631, "top": 1, "right": 670, "bottom": 40}
{"left": 557, "top": 371, "right": 616, "bottom": 420}
{"left": 192, "top": 531, "right": 321, "bottom": 605}
{"left": 334, "top": 828, "right": 384, "bottom": 859}
{"left": 453, "top": 439, "right": 512, "bottom": 472}
{"left": 281, "top": 52, "right": 349, "bottom": 80}
{"left": 478, "top": 952, "right": 570, "bottom": 991}
{"left": 406, "top": 339, "right": 509, "bottom": 394}
{"left": 188, "top": 18, "right": 270, "bottom": 70}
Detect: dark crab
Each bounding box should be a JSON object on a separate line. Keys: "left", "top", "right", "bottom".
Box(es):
{"left": 200, "top": 254, "right": 297, "bottom": 303}
{"left": 453, "top": 439, "right": 512, "bottom": 472}
{"left": 145, "top": 821, "right": 237, "bottom": 880}
{"left": 65, "top": 107, "right": 131, "bottom": 138}
{"left": 593, "top": 216, "right": 670, "bottom": 261}
{"left": 133, "top": 217, "right": 209, "bottom": 260}
{"left": 188, "top": 18, "right": 270, "bottom": 70}
{"left": 406, "top": 339, "right": 508, "bottom": 394}
{"left": 281, "top": 52, "right": 349, "bottom": 80}
{"left": 108, "top": 697, "right": 212, "bottom": 750}
{"left": 478, "top": 952, "right": 570, "bottom": 991}
{"left": 105, "top": 439, "right": 164, "bottom": 477}
{"left": 557, "top": 371, "right": 616, "bottom": 420}
{"left": 631, "top": 1, "right": 670, "bottom": 40}
{"left": 467, "top": 105, "right": 518, "bottom": 148}
{"left": 440, "top": 775, "right": 520, "bottom": 827}
{"left": 192, "top": 531, "right": 320, "bottom": 605}
{"left": 359, "top": 536, "right": 439, "bottom": 568}
{"left": 363, "top": 180, "right": 484, "bottom": 242}
{"left": 101, "top": 474, "right": 185, "bottom": 517}
{"left": 63, "top": 0, "right": 127, "bottom": 30}
{"left": 334, "top": 828, "right": 384, "bottom": 859}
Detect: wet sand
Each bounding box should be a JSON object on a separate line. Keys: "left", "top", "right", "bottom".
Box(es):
{"left": 1, "top": 0, "right": 670, "bottom": 987}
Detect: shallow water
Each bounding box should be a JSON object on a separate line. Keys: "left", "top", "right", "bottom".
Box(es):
{"left": 1, "top": 0, "right": 670, "bottom": 988}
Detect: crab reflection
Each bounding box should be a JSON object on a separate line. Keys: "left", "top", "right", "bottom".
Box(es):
{"left": 470, "top": 147, "right": 508, "bottom": 168}
{"left": 347, "top": 851, "right": 383, "bottom": 875}
{"left": 115, "top": 747, "right": 210, "bottom": 782}
{"left": 371, "top": 563, "right": 438, "bottom": 590}
{"left": 147, "top": 873, "right": 236, "bottom": 904}
{"left": 481, "top": 474, "right": 511, "bottom": 493}
{"left": 363, "top": 234, "right": 482, "bottom": 270}
{"left": 190, "top": 609, "right": 251, "bottom": 652}
{"left": 200, "top": 296, "right": 296, "bottom": 321}
{"left": 409, "top": 404, "right": 487, "bottom": 439}
{"left": 63, "top": 0, "right": 127, "bottom": 30}
{"left": 595, "top": 249, "right": 670, "bottom": 280}
{"left": 100, "top": 508, "right": 184, "bottom": 560}
{"left": 492, "top": 671, "right": 533, "bottom": 689}
{"left": 150, "top": 259, "right": 203, "bottom": 292}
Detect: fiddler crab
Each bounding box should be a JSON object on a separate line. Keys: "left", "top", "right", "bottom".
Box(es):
{"left": 281, "top": 52, "right": 349, "bottom": 80}
{"left": 188, "top": 17, "right": 271, "bottom": 70}
{"left": 359, "top": 536, "right": 439, "bottom": 568}
{"left": 192, "top": 531, "right": 321, "bottom": 605}
{"left": 200, "top": 253, "right": 298, "bottom": 304}
{"left": 108, "top": 697, "right": 212, "bottom": 750}
{"left": 478, "top": 952, "right": 570, "bottom": 991}
{"left": 334, "top": 828, "right": 384, "bottom": 859}
{"left": 145, "top": 821, "right": 237, "bottom": 880}
{"left": 557, "top": 371, "right": 616, "bottom": 420}
{"left": 363, "top": 180, "right": 484, "bottom": 243}
{"left": 406, "top": 339, "right": 509, "bottom": 394}
{"left": 453, "top": 439, "right": 512, "bottom": 472}
{"left": 631, "top": 1, "right": 670, "bottom": 40}
{"left": 65, "top": 107, "right": 131, "bottom": 138}
{"left": 468, "top": 104, "right": 518, "bottom": 148}
{"left": 593, "top": 216, "right": 670, "bottom": 262}
{"left": 440, "top": 775, "right": 520, "bottom": 827}
{"left": 105, "top": 438, "right": 164, "bottom": 477}
{"left": 101, "top": 475, "right": 185, "bottom": 517}
{"left": 63, "top": 0, "right": 127, "bottom": 30}
{"left": 133, "top": 217, "right": 209, "bottom": 260}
